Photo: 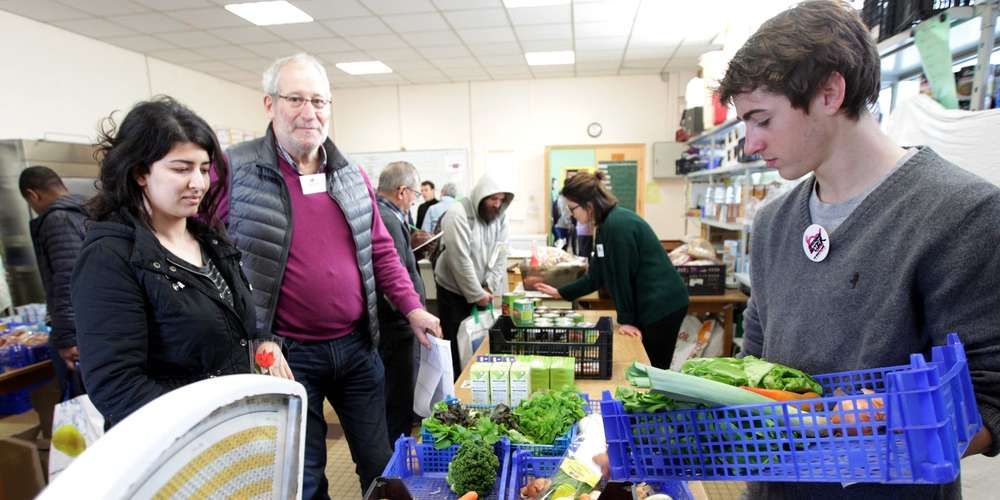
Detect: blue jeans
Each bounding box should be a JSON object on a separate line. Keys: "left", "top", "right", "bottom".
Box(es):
{"left": 283, "top": 331, "right": 392, "bottom": 499}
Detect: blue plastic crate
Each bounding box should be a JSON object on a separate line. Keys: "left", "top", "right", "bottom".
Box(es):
{"left": 0, "top": 343, "right": 33, "bottom": 372}
{"left": 0, "top": 390, "right": 32, "bottom": 415}
{"left": 601, "top": 333, "right": 981, "bottom": 485}
{"left": 502, "top": 450, "right": 693, "bottom": 500}
{"left": 382, "top": 437, "right": 510, "bottom": 499}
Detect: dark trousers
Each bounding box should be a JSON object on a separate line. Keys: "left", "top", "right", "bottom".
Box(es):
{"left": 283, "top": 331, "right": 391, "bottom": 499}
{"left": 378, "top": 325, "right": 416, "bottom": 448}
{"left": 48, "top": 344, "right": 85, "bottom": 401}
{"left": 436, "top": 284, "right": 474, "bottom": 379}
{"left": 640, "top": 306, "right": 689, "bottom": 370}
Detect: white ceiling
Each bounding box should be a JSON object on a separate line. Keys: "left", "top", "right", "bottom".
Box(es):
{"left": 0, "top": 0, "right": 727, "bottom": 90}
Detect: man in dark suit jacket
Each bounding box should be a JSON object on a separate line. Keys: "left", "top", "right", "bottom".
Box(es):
{"left": 375, "top": 161, "right": 427, "bottom": 446}
{"left": 415, "top": 180, "right": 438, "bottom": 230}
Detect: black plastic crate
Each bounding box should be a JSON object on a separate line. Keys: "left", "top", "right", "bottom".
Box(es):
{"left": 677, "top": 264, "right": 726, "bottom": 295}
{"left": 488, "top": 316, "right": 613, "bottom": 379}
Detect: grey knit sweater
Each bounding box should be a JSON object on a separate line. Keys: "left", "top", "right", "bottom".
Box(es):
{"left": 744, "top": 147, "right": 1000, "bottom": 499}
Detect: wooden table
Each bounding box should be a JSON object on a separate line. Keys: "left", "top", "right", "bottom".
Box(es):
{"left": 451, "top": 309, "right": 709, "bottom": 500}
{"left": 0, "top": 360, "right": 53, "bottom": 394}
{"left": 576, "top": 290, "right": 749, "bottom": 357}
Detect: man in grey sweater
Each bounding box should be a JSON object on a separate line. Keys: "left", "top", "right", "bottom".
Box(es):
{"left": 718, "top": 1, "right": 998, "bottom": 498}
{"left": 434, "top": 174, "right": 513, "bottom": 377}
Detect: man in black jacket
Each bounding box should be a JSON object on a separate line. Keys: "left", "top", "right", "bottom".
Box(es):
{"left": 375, "top": 162, "right": 427, "bottom": 446}
{"left": 19, "top": 165, "right": 87, "bottom": 399}
{"left": 415, "top": 180, "right": 438, "bottom": 230}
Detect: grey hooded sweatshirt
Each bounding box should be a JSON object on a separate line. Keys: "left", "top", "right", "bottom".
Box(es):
{"left": 434, "top": 175, "right": 514, "bottom": 302}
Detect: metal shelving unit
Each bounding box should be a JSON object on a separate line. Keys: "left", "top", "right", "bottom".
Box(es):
{"left": 879, "top": 1, "right": 999, "bottom": 112}
{"left": 681, "top": 118, "right": 773, "bottom": 289}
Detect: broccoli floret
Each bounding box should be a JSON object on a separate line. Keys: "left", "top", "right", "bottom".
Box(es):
{"left": 446, "top": 439, "right": 499, "bottom": 496}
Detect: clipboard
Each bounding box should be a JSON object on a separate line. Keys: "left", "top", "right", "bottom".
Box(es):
{"left": 413, "top": 231, "right": 444, "bottom": 252}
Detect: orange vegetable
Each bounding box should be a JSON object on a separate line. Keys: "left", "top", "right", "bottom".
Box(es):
{"left": 740, "top": 387, "right": 822, "bottom": 411}
{"left": 829, "top": 388, "right": 885, "bottom": 435}
{"left": 458, "top": 492, "right": 478, "bottom": 500}
{"left": 740, "top": 387, "right": 817, "bottom": 401}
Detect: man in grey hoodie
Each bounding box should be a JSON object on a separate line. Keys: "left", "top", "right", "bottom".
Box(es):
{"left": 433, "top": 174, "right": 513, "bottom": 377}
{"left": 718, "top": 1, "right": 998, "bottom": 498}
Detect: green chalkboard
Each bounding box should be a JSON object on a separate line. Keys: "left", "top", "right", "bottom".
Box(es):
{"left": 600, "top": 161, "right": 638, "bottom": 212}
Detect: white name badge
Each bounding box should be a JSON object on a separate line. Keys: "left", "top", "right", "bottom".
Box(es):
{"left": 802, "top": 223, "right": 830, "bottom": 262}
{"left": 596, "top": 244, "right": 605, "bottom": 258}
{"left": 299, "top": 173, "right": 326, "bottom": 195}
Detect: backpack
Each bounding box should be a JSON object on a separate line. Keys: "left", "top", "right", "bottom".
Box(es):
{"left": 427, "top": 217, "right": 445, "bottom": 270}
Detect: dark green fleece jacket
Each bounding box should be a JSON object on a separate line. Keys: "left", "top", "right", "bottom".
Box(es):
{"left": 558, "top": 206, "right": 688, "bottom": 327}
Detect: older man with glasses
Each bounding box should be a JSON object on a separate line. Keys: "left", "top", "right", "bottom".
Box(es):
{"left": 374, "top": 161, "right": 427, "bottom": 448}
{"left": 214, "top": 53, "right": 442, "bottom": 499}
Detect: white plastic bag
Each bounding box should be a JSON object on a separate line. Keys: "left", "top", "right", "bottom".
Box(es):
{"left": 670, "top": 316, "right": 721, "bottom": 371}
{"left": 456, "top": 304, "right": 498, "bottom": 369}
{"left": 49, "top": 394, "right": 104, "bottom": 481}
{"left": 413, "top": 336, "right": 455, "bottom": 418}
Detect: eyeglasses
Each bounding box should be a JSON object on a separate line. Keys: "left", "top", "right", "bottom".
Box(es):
{"left": 567, "top": 203, "right": 580, "bottom": 212}
{"left": 402, "top": 186, "right": 420, "bottom": 195}
{"left": 275, "top": 94, "right": 332, "bottom": 109}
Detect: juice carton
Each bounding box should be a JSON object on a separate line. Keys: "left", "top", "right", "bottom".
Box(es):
{"left": 490, "top": 360, "right": 511, "bottom": 406}
{"left": 470, "top": 361, "right": 491, "bottom": 405}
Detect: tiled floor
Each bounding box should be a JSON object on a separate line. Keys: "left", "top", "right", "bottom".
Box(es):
{"left": 701, "top": 481, "right": 746, "bottom": 499}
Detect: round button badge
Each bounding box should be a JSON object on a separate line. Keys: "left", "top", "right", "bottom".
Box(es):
{"left": 802, "top": 224, "right": 830, "bottom": 263}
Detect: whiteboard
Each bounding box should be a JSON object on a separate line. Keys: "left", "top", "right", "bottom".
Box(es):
{"left": 347, "top": 148, "right": 471, "bottom": 199}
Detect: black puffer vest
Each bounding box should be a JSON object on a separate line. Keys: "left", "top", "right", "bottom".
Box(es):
{"left": 225, "top": 126, "right": 380, "bottom": 345}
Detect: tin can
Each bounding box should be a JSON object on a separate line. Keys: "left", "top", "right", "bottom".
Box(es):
{"left": 502, "top": 292, "right": 523, "bottom": 316}
{"left": 512, "top": 299, "right": 535, "bottom": 326}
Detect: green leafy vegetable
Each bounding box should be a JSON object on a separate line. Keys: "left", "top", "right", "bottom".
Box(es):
{"left": 680, "top": 356, "right": 823, "bottom": 395}
{"left": 489, "top": 403, "right": 519, "bottom": 430}
{"left": 614, "top": 387, "right": 680, "bottom": 413}
{"left": 680, "top": 357, "right": 748, "bottom": 386}
{"left": 447, "top": 438, "right": 499, "bottom": 496}
{"left": 513, "top": 388, "right": 586, "bottom": 445}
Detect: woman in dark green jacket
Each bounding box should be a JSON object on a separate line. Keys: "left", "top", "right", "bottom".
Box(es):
{"left": 535, "top": 172, "right": 689, "bottom": 369}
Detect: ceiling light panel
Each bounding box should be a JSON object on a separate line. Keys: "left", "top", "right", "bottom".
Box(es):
{"left": 524, "top": 50, "right": 574, "bottom": 65}
{"left": 224, "top": 1, "right": 313, "bottom": 26}
{"left": 336, "top": 60, "right": 394, "bottom": 75}
{"left": 503, "top": 0, "right": 570, "bottom": 7}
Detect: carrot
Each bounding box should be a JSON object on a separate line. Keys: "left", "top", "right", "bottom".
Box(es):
{"left": 740, "top": 387, "right": 817, "bottom": 401}
{"left": 740, "top": 387, "right": 822, "bottom": 411}
{"left": 458, "top": 492, "right": 478, "bottom": 500}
